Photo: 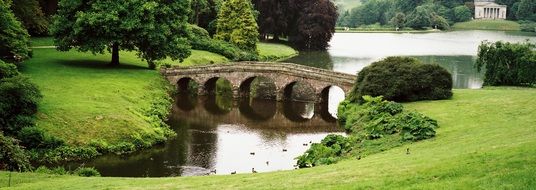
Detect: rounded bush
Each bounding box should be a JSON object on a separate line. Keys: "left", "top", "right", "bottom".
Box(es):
{"left": 0, "top": 60, "right": 19, "bottom": 80}
{"left": 349, "top": 57, "right": 452, "bottom": 103}
{"left": 75, "top": 167, "right": 101, "bottom": 177}
{"left": 0, "top": 75, "right": 42, "bottom": 134}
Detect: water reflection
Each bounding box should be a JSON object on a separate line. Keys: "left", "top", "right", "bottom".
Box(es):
{"left": 283, "top": 31, "right": 536, "bottom": 89}
{"left": 62, "top": 95, "right": 344, "bottom": 177}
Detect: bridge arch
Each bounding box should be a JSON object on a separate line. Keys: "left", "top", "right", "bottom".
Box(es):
{"left": 202, "top": 77, "right": 234, "bottom": 96}
{"left": 239, "top": 76, "right": 277, "bottom": 99}
{"left": 318, "top": 85, "right": 345, "bottom": 121}
{"left": 177, "top": 77, "right": 199, "bottom": 94}
{"left": 281, "top": 81, "right": 316, "bottom": 102}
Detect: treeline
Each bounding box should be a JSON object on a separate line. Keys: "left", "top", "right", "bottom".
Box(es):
{"left": 337, "top": 0, "right": 536, "bottom": 30}
{"left": 338, "top": 0, "right": 473, "bottom": 29}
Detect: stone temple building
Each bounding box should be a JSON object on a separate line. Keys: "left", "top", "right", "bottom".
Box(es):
{"left": 474, "top": 0, "right": 507, "bottom": 19}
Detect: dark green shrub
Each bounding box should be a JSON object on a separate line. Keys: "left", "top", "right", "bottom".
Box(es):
{"left": 0, "top": 0, "right": 31, "bottom": 61}
{"left": 74, "top": 167, "right": 101, "bottom": 177}
{"left": 476, "top": 41, "right": 536, "bottom": 86}
{"left": 0, "top": 133, "right": 31, "bottom": 171}
{"left": 519, "top": 21, "right": 536, "bottom": 33}
{"left": 17, "top": 127, "right": 64, "bottom": 149}
{"left": 0, "top": 60, "right": 19, "bottom": 79}
{"left": 0, "top": 75, "right": 42, "bottom": 135}
{"left": 348, "top": 56, "right": 452, "bottom": 103}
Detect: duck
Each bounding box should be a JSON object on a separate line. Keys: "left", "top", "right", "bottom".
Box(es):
{"left": 266, "top": 161, "right": 269, "bottom": 165}
{"left": 250, "top": 152, "right": 255, "bottom": 155}
{"left": 210, "top": 169, "right": 216, "bottom": 174}
{"left": 282, "top": 149, "right": 287, "bottom": 152}
{"left": 252, "top": 168, "right": 257, "bottom": 173}
{"left": 231, "top": 171, "right": 236, "bottom": 175}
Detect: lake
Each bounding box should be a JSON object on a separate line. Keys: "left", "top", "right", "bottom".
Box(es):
{"left": 285, "top": 30, "right": 536, "bottom": 89}
{"left": 64, "top": 30, "right": 536, "bottom": 177}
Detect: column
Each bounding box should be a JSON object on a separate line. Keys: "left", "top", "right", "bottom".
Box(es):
{"left": 484, "top": 8, "right": 487, "bottom": 18}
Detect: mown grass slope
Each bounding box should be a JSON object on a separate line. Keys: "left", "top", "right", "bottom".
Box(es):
{"left": 453, "top": 20, "right": 521, "bottom": 31}
{"left": 2, "top": 87, "right": 535, "bottom": 189}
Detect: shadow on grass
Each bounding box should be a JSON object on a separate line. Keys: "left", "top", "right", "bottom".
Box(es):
{"left": 57, "top": 59, "right": 150, "bottom": 70}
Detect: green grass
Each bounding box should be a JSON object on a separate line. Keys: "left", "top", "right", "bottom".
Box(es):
{"left": 257, "top": 42, "right": 298, "bottom": 61}
{"left": 29, "top": 37, "right": 54, "bottom": 47}
{"left": 2, "top": 87, "right": 535, "bottom": 189}
{"left": 453, "top": 20, "right": 521, "bottom": 31}
{"left": 19, "top": 48, "right": 228, "bottom": 149}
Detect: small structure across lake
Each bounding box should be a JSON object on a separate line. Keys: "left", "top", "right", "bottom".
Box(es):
{"left": 160, "top": 62, "right": 356, "bottom": 102}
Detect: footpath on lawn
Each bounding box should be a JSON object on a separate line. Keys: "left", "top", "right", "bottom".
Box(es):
{"left": 2, "top": 87, "right": 535, "bottom": 189}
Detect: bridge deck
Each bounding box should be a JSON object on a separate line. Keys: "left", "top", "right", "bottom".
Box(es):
{"left": 161, "top": 62, "right": 356, "bottom": 84}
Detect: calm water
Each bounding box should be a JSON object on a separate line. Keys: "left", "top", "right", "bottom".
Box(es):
{"left": 66, "top": 95, "right": 344, "bottom": 177}
{"left": 64, "top": 30, "right": 536, "bottom": 177}
{"left": 285, "top": 30, "right": 536, "bottom": 89}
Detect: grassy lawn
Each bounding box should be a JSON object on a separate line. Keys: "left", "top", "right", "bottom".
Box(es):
{"left": 19, "top": 46, "right": 228, "bottom": 151}
{"left": 257, "top": 42, "right": 298, "bottom": 61}
{"left": 2, "top": 87, "right": 535, "bottom": 189}
{"left": 453, "top": 20, "right": 521, "bottom": 31}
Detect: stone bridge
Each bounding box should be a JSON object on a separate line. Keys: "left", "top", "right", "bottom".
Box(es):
{"left": 160, "top": 62, "right": 356, "bottom": 102}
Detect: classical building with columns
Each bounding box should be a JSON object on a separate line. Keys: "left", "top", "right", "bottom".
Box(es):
{"left": 474, "top": 0, "right": 507, "bottom": 19}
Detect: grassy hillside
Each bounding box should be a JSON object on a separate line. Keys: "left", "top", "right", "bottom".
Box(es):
{"left": 257, "top": 42, "right": 298, "bottom": 61}
{"left": 2, "top": 87, "right": 535, "bottom": 189}
{"left": 453, "top": 20, "right": 521, "bottom": 31}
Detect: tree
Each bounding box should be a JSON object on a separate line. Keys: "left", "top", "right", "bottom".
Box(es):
{"left": 290, "top": 0, "right": 338, "bottom": 50}
{"left": 406, "top": 6, "right": 433, "bottom": 29}
{"left": 516, "top": 0, "right": 536, "bottom": 21}
{"left": 51, "top": 0, "right": 192, "bottom": 68}
{"left": 431, "top": 13, "right": 450, "bottom": 30}
{"left": 0, "top": 0, "right": 31, "bottom": 62}
{"left": 215, "top": 0, "right": 259, "bottom": 52}
{"left": 253, "top": 0, "right": 290, "bottom": 40}
{"left": 190, "top": 0, "right": 210, "bottom": 26}
{"left": 390, "top": 12, "right": 406, "bottom": 28}
{"left": 453, "top": 5, "right": 472, "bottom": 22}
{"left": 10, "top": 0, "right": 49, "bottom": 35}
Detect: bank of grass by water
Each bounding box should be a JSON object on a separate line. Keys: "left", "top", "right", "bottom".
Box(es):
{"left": 257, "top": 42, "right": 298, "bottom": 61}
{"left": 2, "top": 87, "right": 535, "bottom": 189}
{"left": 453, "top": 20, "right": 521, "bottom": 31}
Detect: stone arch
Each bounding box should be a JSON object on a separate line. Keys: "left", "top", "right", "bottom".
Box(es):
{"left": 239, "top": 76, "right": 277, "bottom": 99}
{"left": 202, "top": 77, "right": 233, "bottom": 96}
{"left": 238, "top": 98, "right": 276, "bottom": 121}
{"left": 281, "top": 80, "right": 316, "bottom": 102}
{"left": 177, "top": 77, "right": 199, "bottom": 94}
{"left": 317, "top": 85, "right": 346, "bottom": 122}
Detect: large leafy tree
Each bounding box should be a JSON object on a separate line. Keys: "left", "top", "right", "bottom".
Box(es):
{"left": 0, "top": 0, "right": 31, "bottom": 62}
{"left": 10, "top": 0, "right": 49, "bottom": 35}
{"left": 516, "top": 0, "right": 536, "bottom": 21}
{"left": 51, "top": 0, "right": 192, "bottom": 68}
{"left": 291, "top": 0, "right": 338, "bottom": 50}
{"left": 215, "top": 0, "right": 259, "bottom": 52}
{"left": 253, "top": 0, "right": 289, "bottom": 40}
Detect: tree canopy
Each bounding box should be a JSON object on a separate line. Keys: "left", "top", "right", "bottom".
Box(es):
{"left": 10, "top": 0, "right": 49, "bottom": 35}
{"left": 215, "top": 0, "right": 259, "bottom": 52}
{"left": 0, "top": 0, "right": 31, "bottom": 62}
{"left": 51, "top": 0, "right": 192, "bottom": 68}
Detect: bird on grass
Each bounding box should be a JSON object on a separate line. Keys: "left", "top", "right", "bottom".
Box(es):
{"left": 231, "top": 171, "right": 237, "bottom": 175}
{"left": 252, "top": 168, "right": 257, "bottom": 173}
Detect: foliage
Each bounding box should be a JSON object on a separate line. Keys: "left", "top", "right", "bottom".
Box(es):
{"left": 516, "top": 0, "right": 536, "bottom": 21}
{"left": 0, "top": 60, "right": 19, "bottom": 79}
{"left": 17, "top": 127, "right": 64, "bottom": 149}
{"left": 215, "top": 0, "right": 259, "bottom": 52}
{"left": 431, "top": 13, "right": 450, "bottom": 30}
{"left": 0, "top": 0, "right": 31, "bottom": 62}
{"left": 390, "top": 12, "right": 406, "bottom": 28}
{"left": 406, "top": 6, "right": 433, "bottom": 29}
{"left": 253, "top": 0, "right": 337, "bottom": 50}
{"left": 452, "top": 20, "right": 521, "bottom": 31}
{"left": 296, "top": 134, "right": 352, "bottom": 168}
{"left": 187, "top": 24, "right": 258, "bottom": 61}
{"left": 299, "top": 96, "right": 439, "bottom": 168}
{"left": 453, "top": 5, "right": 472, "bottom": 22}
{"left": 519, "top": 20, "right": 536, "bottom": 32}
{"left": 0, "top": 133, "right": 31, "bottom": 171}
{"left": 291, "top": 0, "right": 338, "bottom": 50}
{"left": 50, "top": 0, "right": 192, "bottom": 67}
{"left": 348, "top": 56, "right": 453, "bottom": 103}
{"left": 0, "top": 75, "right": 42, "bottom": 135}
{"left": 10, "top": 0, "right": 49, "bottom": 35}
{"left": 475, "top": 41, "right": 536, "bottom": 86}
{"left": 74, "top": 167, "right": 101, "bottom": 177}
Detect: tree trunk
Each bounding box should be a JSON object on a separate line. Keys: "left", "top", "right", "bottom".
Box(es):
{"left": 110, "top": 43, "right": 119, "bottom": 66}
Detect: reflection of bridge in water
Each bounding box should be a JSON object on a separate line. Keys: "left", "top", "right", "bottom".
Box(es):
{"left": 170, "top": 95, "right": 343, "bottom": 133}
